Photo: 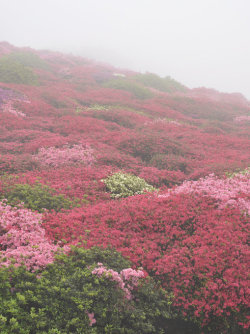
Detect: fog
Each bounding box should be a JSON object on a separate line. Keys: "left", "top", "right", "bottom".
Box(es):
{"left": 0, "top": 0, "right": 250, "bottom": 99}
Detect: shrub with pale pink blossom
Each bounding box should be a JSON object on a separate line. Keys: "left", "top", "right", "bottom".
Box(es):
{"left": 159, "top": 172, "right": 250, "bottom": 215}
{"left": 144, "top": 118, "right": 181, "bottom": 126}
{"left": 1, "top": 100, "right": 26, "bottom": 117}
{"left": 92, "top": 262, "right": 144, "bottom": 300}
{"left": 0, "top": 201, "right": 67, "bottom": 271}
{"left": 35, "top": 144, "right": 95, "bottom": 167}
{"left": 234, "top": 115, "right": 250, "bottom": 123}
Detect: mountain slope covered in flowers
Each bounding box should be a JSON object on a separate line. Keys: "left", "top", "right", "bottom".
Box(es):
{"left": 0, "top": 42, "right": 249, "bottom": 333}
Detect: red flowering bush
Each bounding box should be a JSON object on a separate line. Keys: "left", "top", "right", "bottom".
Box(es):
{"left": 43, "top": 191, "right": 249, "bottom": 332}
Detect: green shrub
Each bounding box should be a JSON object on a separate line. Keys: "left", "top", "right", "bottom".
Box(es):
{"left": 149, "top": 153, "right": 190, "bottom": 173}
{"left": 0, "top": 247, "right": 173, "bottom": 333}
{"left": 6, "top": 51, "right": 49, "bottom": 70}
{"left": 103, "top": 172, "right": 156, "bottom": 198}
{"left": 3, "top": 182, "right": 80, "bottom": 212}
{"left": 0, "top": 56, "right": 39, "bottom": 85}
{"left": 41, "top": 92, "right": 68, "bottom": 108}
{"left": 133, "top": 73, "right": 187, "bottom": 93}
{"left": 103, "top": 78, "right": 154, "bottom": 99}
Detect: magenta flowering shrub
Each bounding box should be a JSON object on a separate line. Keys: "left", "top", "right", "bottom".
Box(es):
{"left": 160, "top": 172, "right": 250, "bottom": 215}
{"left": 92, "top": 263, "right": 144, "bottom": 300}
{"left": 0, "top": 201, "right": 66, "bottom": 271}
{"left": 35, "top": 144, "right": 95, "bottom": 168}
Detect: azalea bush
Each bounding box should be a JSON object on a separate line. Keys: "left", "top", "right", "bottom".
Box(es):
{"left": 0, "top": 247, "right": 174, "bottom": 333}
{"left": 162, "top": 171, "right": 250, "bottom": 215}
{"left": 133, "top": 72, "right": 187, "bottom": 93}
{"left": 35, "top": 144, "right": 95, "bottom": 168}
{"left": 0, "top": 200, "right": 66, "bottom": 271}
{"left": 43, "top": 190, "right": 250, "bottom": 333}
{"left": 6, "top": 51, "right": 49, "bottom": 70}
{"left": 0, "top": 56, "right": 39, "bottom": 85}
{"left": 103, "top": 77, "right": 154, "bottom": 99}
{"left": 2, "top": 182, "right": 78, "bottom": 213}
{"left": 102, "top": 172, "right": 156, "bottom": 198}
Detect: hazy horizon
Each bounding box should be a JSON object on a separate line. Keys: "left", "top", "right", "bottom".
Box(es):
{"left": 0, "top": 0, "right": 250, "bottom": 99}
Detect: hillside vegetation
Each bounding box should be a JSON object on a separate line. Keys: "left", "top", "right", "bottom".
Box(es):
{"left": 0, "top": 42, "right": 249, "bottom": 334}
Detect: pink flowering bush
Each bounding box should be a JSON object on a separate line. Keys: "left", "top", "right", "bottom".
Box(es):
{"left": 0, "top": 87, "right": 29, "bottom": 117}
{"left": 144, "top": 118, "right": 181, "bottom": 126}
{"left": 92, "top": 262, "right": 144, "bottom": 300}
{"left": 86, "top": 312, "right": 96, "bottom": 327}
{"left": 160, "top": 172, "right": 250, "bottom": 215}
{"left": 0, "top": 201, "right": 66, "bottom": 271}
{"left": 234, "top": 115, "right": 250, "bottom": 123}
{"left": 35, "top": 144, "right": 95, "bottom": 167}
{"left": 1, "top": 100, "right": 26, "bottom": 117}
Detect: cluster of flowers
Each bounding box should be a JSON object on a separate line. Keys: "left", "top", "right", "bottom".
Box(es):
{"left": 0, "top": 87, "right": 29, "bottom": 117}
{"left": 86, "top": 312, "right": 96, "bottom": 327}
{"left": 144, "top": 118, "right": 181, "bottom": 126}
{"left": 1, "top": 100, "right": 26, "bottom": 117}
{"left": 234, "top": 115, "right": 250, "bottom": 123}
{"left": 44, "top": 192, "right": 249, "bottom": 329}
{"left": 92, "top": 263, "right": 144, "bottom": 300}
{"left": 0, "top": 201, "right": 67, "bottom": 271}
{"left": 35, "top": 144, "right": 95, "bottom": 168}
{"left": 160, "top": 172, "right": 250, "bottom": 215}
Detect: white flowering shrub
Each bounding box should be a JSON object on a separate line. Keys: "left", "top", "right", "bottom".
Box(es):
{"left": 103, "top": 172, "right": 156, "bottom": 198}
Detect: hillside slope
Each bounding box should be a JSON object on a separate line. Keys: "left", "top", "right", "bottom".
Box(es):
{"left": 0, "top": 42, "right": 249, "bottom": 333}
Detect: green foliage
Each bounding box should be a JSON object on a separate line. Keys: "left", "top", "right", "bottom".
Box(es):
{"left": 41, "top": 93, "right": 68, "bottom": 108}
{"left": 0, "top": 247, "right": 173, "bottom": 333}
{"left": 133, "top": 73, "right": 187, "bottom": 93}
{"left": 2, "top": 182, "right": 80, "bottom": 212}
{"left": 103, "top": 172, "right": 156, "bottom": 198}
{"left": 150, "top": 153, "right": 189, "bottom": 173}
{"left": 0, "top": 56, "right": 39, "bottom": 85}
{"left": 103, "top": 78, "right": 154, "bottom": 99}
{"left": 226, "top": 167, "right": 250, "bottom": 178}
{"left": 6, "top": 51, "right": 50, "bottom": 70}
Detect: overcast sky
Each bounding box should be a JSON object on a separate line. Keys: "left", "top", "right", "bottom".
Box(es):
{"left": 0, "top": 0, "right": 250, "bottom": 99}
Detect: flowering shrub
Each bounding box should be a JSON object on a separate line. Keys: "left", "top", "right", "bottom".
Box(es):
{"left": 92, "top": 263, "right": 144, "bottom": 300}
{"left": 0, "top": 87, "right": 25, "bottom": 107}
{"left": 35, "top": 144, "right": 95, "bottom": 167}
{"left": 0, "top": 201, "right": 66, "bottom": 271}
{"left": 234, "top": 115, "right": 250, "bottom": 123}
{"left": 161, "top": 171, "right": 250, "bottom": 215}
{"left": 0, "top": 56, "right": 39, "bottom": 85}
{"left": 2, "top": 182, "right": 78, "bottom": 213}
{"left": 144, "top": 118, "right": 181, "bottom": 126}
{"left": 0, "top": 247, "right": 173, "bottom": 333}
{"left": 0, "top": 87, "right": 29, "bottom": 117}
{"left": 102, "top": 172, "right": 156, "bottom": 198}
{"left": 103, "top": 77, "right": 154, "bottom": 99}
{"left": 1, "top": 100, "right": 26, "bottom": 117}
{"left": 133, "top": 72, "right": 187, "bottom": 93}
{"left": 43, "top": 192, "right": 249, "bottom": 332}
